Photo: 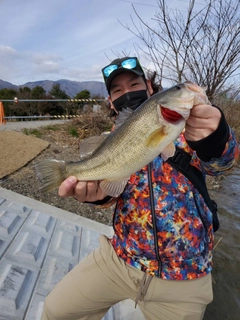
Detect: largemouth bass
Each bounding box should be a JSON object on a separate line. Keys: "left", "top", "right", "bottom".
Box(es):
{"left": 36, "top": 81, "right": 210, "bottom": 197}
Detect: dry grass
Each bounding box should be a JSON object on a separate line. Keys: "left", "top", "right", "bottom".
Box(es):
{"left": 22, "top": 113, "right": 113, "bottom": 149}
{"left": 1, "top": 113, "right": 115, "bottom": 226}
{"left": 213, "top": 98, "right": 240, "bottom": 141}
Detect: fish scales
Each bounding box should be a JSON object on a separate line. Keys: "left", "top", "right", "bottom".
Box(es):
{"left": 36, "top": 81, "right": 210, "bottom": 196}
{"left": 66, "top": 99, "right": 176, "bottom": 180}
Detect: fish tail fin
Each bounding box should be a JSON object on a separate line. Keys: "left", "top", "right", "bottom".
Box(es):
{"left": 35, "top": 159, "right": 67, "bottom": 193}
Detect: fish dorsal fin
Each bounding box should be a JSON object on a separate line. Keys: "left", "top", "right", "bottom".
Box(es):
{"left": 100, "top": 177, "right": 129, "bottom": 197}
{"left": 161, "top": 142, "right": 176, "bottom": 161}
{"left": 115, "top": 108, "right": 134, "bottom": 130}
{"left": 79, "top": 133, "right": 110, "bottom": 159}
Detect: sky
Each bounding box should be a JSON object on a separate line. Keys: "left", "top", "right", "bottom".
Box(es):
{"left": 0, "top": 0, "right": 206, "bottom": 85}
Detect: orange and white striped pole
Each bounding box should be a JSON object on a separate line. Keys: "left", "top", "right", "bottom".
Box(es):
{"left": 0, "top": 101, "right": 6, "bottom": 125}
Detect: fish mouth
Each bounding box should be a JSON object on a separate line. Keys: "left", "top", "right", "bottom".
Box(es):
{"left": 161, "top": 106, "right": 183, "bottom": 123}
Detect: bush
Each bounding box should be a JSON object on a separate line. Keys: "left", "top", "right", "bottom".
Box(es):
{"left": 68, "top": 126, "right": 79, "bottom": 138}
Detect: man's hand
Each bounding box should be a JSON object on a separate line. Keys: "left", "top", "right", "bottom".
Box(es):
{"left": 58, "top": 176, "right": 107, "bottom": 202}
{"left": 185, "top": 104, "right": 221, "bottom": 141}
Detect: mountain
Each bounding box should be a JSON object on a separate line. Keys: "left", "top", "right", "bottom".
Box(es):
{"left": 0, "top": 79, "right": 18, "bottom": 90}
{"left": 0, "top": 79, "right": 108, "bottom": 98}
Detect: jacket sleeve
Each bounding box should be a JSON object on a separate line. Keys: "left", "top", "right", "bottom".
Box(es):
{"left": 186, "top": 106, "right": 239, "bottom": 176}
{"left": 84, "top": 196, "right": 117, "bottom": 208}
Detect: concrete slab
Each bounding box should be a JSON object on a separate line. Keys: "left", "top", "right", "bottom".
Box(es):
{"left": 0, "top": 188, "right": 145, "bottom": 320}
{"left": 0, "top": 119, "right": 70, "bottom": 132}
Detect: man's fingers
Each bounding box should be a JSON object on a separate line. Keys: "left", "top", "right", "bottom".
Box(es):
{"left": 74, "top": 181, "right": 88, "bottom": 200}
{"left": 58, "top": 178, "right": 107, "bottom": 203}
{"left": 58, "top": 176, "right": 77, "bottom": 197}
{"left": 86, "top": 181, "right": 100, "bottom": 195}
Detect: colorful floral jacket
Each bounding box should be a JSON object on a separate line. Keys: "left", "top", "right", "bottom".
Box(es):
{"left": 96, "top": 110, "right": 239, "bottom": 280}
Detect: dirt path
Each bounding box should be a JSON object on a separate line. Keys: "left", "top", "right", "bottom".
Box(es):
{"left": 0, "top": 117, "right": 114, "bottom": 226}
{"left": 0, "top": 119, "right": 69, "bottom": 131}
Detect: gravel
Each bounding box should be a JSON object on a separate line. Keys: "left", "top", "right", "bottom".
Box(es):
{"left": 0, "top": 119, "right": 114, "bottom": 226}
{"left": 0, "top": 119, "right": 221, "bottom": 227}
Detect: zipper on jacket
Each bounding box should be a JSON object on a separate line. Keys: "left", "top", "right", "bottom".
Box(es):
{"left": 193, "top": 193, "right": 208, "bottom": 232}
{"left": 148, "top": 162, "right": 162, "bottom": 277}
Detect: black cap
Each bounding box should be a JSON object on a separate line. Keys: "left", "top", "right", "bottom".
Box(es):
{"left": 102, "top": 57, "right": 145, "bottom": 93}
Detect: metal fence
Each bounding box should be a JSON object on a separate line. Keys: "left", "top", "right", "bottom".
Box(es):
{"left": 4, "top": 115, "right": 82, "bottom": 121}
{"left": 1, "top": 98, "right": 106, "bottom": 121}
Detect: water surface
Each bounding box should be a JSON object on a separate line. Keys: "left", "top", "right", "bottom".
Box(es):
{"left": 205, "top": 164, "right": 240, "bottom": 320}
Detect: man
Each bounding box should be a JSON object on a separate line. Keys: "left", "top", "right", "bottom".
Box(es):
{"left": 41, "top": 57, "right": 238, "bottom": 320}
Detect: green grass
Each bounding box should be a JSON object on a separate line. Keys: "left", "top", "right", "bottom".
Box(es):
{"left": 42, "top": 125, "right": 61, "bottom": 131}
{"left": 22, "top": 128, "right": 43, "bottom": 138}
{"left": 68, "top": 126, "right": 79, "bottom": 138}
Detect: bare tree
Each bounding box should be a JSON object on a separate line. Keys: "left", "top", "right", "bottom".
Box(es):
{"left": 121, "top": 0, "right": 240, "bottom": 100}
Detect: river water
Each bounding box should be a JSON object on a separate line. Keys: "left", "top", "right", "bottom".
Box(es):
{"left": 204, "top": 163, "right": 240, "bottom": 320}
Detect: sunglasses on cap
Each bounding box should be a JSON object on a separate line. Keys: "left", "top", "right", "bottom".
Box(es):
{"left": 102, "top": 57, "right": 145, "bottom": 92}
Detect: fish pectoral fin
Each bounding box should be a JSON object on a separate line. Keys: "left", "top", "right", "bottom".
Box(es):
{"left": 161, "top": 142, "right": 176, "bottom": 161}
{"left": 100, "top": 178, "right": 129, "bottom": 197}
{"left": 145, "top": 127, "right": 167, "bottom": 148}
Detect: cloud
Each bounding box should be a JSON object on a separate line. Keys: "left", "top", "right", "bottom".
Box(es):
{"left": 31, "top": 53, "right": 62, "bottom": 74}
{"left": 0, "top": 46, "right": 17, "bottom": 54}
{"left": 57, "top": 63, "right": 103, "bottom": 83}
{"left": 0, "top": 46, "right": 19, "bottom": 63}
{"left": 0, "top": 45, "right": 62, "bottom": 83}
{"left": 0, "top": 0, "right": 162, "bottom": 84}
{"left": 0, "top": 46, "right": 27, "bottom": 83}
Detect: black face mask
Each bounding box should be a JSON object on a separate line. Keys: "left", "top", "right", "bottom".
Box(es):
{"left": 110, "top": 90, "right": 148, "bottom": 117}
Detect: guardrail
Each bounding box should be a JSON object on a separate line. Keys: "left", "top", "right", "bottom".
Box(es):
{"left": 4, "top": 115, "right": 82, "bottom": 121}
{"left": 1, "top": 98, "right": 106, "bottom": 122}
{"left": 5, "top": 116, "right": 52, "bottom": 120}
{"left": 4, "top": 114, "right": 100, "bottom": 121}
{"left": 0, "top": 99, "right": 105, "bottom": 102}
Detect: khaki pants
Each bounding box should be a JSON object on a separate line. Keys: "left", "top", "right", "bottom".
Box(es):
{"left": 41, "top": 235, "right": 213, "bottom": 320}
